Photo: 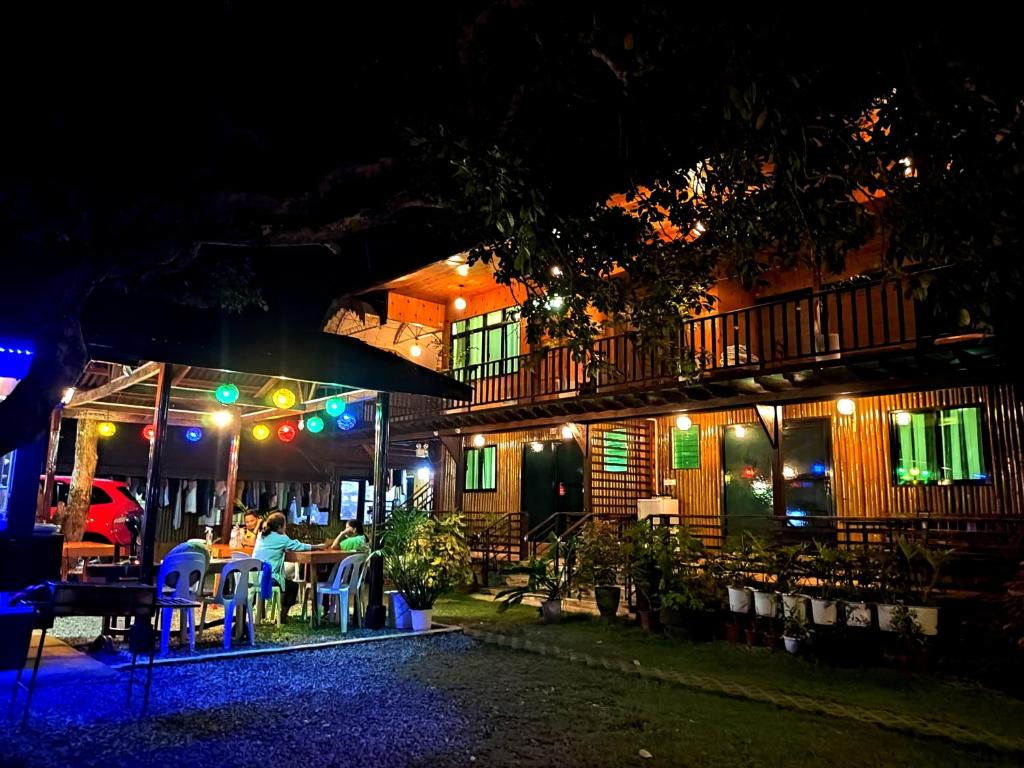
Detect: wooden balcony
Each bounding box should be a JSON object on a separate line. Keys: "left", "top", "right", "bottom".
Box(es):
{"left": 385, "top": 276, "right": 1001, "bottom": 434}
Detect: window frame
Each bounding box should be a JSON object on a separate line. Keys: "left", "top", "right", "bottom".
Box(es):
{"left": 670, "top": 425, "right": 701, "bottom": 470}
{"left": 887, "top": 404, "right": 992, "bottom": 487}
{"left": 603, "top": 428, "right": 629, "bottom": 473}
{"left": 450, "top": 307, "right": 521, "bottom": 380}
{"left": 464, "top": 445, "right": 498, "bottom": 492}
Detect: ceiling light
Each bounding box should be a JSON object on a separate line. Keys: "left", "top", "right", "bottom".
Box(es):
{"left": 675, "top": 414, "right": 692, "bottom": 431}
{"left": 895, "top": 411, "right": 912, "bottom": 426}
{"left": 454, "top": 296, "right": 467, "bottom": 311}
{"left": 456, "top": 264, "right": 470, "bottom": 277}
{"left": 472, "top": 434, "right": 485, "bottom": 447}
{"left": 410, "top": 343, "right": 422, "bottom": 357}
{"left": 836, "top": 398, "right": 856, "bottom": 416}
{"left": 530, "top": 441, "right": 545, "bottom": 453}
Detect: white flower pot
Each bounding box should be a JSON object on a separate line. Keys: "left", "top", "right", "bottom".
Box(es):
{"left": 728, "top": 587, "right": 752, "bottom": 614}
{"left": 410, "top": 609, "right": 433, "bottom": 632}
{"left": 781, "top": 593, "right": 808, "bottom": 623}
{"left": 783, "top": 636, "right": 801, "bottom": 655}
{"left": 753, "top": 590, "right": 777, "bottom": 618}
{"left": 810, "top": 598, "right": 837, "bottom": 626}
{"left": 909, "top": 605, "right": 939, "bottom": 637}
{"left": 876, "top": 603, "right": 897, "bottom": 632}
{"left": 843, "top": 600, "right": 871, "bottom": 628}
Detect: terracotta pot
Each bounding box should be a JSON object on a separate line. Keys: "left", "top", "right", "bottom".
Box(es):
{"left": 594, "top": 585, "right": 621, "bottom": 618}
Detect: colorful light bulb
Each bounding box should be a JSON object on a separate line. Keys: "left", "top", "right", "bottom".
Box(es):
{"left": 142, "top": 424, "right": 156, "bottom": 441}
{"left": 252, "top": 424, "right": 271, "bottom": 441}
{"left": 215, "top": 382, "right": 239, "bottom": 405}
{"left": 98, "top": 422, "right": 117, "bottom": 438}
{"left": 277, "top": 423, "right": 297, "bottom": 442}
{"left": 325, "top": 397, "right": 346, "bottom": 417}
{"left": 184, "top": 427, "right": 203, "bottom": 443}
{"left": 336, "top": 412, "right": 357, "bottom": 431}
{"left": 272, "top": 387, "right": 297, "bottom": 409}
{"left": 306, "top": 415, "right": 324, "bottom": 434}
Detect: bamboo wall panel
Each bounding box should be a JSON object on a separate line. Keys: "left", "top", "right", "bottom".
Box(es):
{"left": 589, "top": 419, "right": 654, "bottom": 518}
{"left": 652, "top": 384, "right": 1024, "bottom": 542}
{"left": 456, "top": 426, "right": 563, "bottom": 514}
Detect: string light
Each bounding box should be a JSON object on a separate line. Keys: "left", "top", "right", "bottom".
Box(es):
{"left": 306, "top": 415, "right": 324, "bottom": 434}
{"left": 298, "top": 416, "right": 305, "bottom": 431}
{"left": 142, "top": 425, "right": 156, "bottom": 441}
{"left": 211, "top": 410, "right": 233, "bottom": 428}
{"left": 272, "top": 387, "right": 297, "bottom": 409}
{"left": 98, "top": 422, "right": 117, "bottom": 438}
{"left": 277, "top": 423, "right": 297, "bottom": 443}
{"left": 184, "top": 427, "right": 203, "bottom": 443}
{"left": 675, "top": 414, "right": 692, "bottom": 431}
{"left": 336, "top": 412, "right": 357, "bottom": 431}
{"left": 325, "top": 397, "right": 346, "bottom": 417}
{"left": 215, "top": 382, "right": 239, "bottom": 405}
{"left": 252, "top": 424, "right": 271, "bottom": 441}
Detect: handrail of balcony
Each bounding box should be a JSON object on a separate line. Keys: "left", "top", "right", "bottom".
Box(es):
{"left": 388, "top": 273, "right": 980, "bottom": 420}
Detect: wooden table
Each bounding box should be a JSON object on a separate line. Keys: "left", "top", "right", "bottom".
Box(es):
{"left": 210, "top": 544, "right": 253, "bottom": 559}
{"left": 286, "top": 550, "right": 348, "bottom": 628}
{"left": 61, "top": 542, "right": 116, "bottom": 578}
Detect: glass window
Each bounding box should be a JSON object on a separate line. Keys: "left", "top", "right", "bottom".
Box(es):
{"left": 465, "top": 446, "right": 497, "bottom": 491}
{"left": 603, "top": 429, "right": 629, "bottom": 472}
{"left": 90, "top": 486, "right": 113, "bottom": 505}
{"left": 450, "top": 307, "right": 521, "bottom": 379}
{"left": 890, "top": 406, "right": 989, "bottom": 485}
{"left": 670, "top": 426, "right": 700, "bottom": 469}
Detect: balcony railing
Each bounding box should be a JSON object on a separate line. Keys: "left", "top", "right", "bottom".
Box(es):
{"left": 389, "top": 275, "right": 960, "bottom": 424}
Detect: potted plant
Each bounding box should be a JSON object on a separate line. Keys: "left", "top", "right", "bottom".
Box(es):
{"left": 877, "top": 539, "right": 949, "bottom": 636}
{"left": 782, "top": 606, "right": 809, "bottom": 655}
{"left": 379, "top": 508, "right": 473, "bottom": 631}
{"left": 749, "top": 535, "right": 779, "bottom": 619}
{"left": 837, "top": 548, "right": 874, "bottom": 628}
{"left": 574, "top": 519, "right": 623, "bottom": 618}
{"left": 659, "top": 528, "right": 722, "bottom": 641}
{"left": 496, "top": 534, "right": 573, "bottom": 623}
{"left": 621, "top": 520, "right": 664, "bottom": 631}
{"left": 720, "top": 535, "right": 756, "bottom": 614}
{"left": 810, "top": 542, "right": 840, "bottom": 626}
{"left": 774, "top": 542, "right": 809, "bottom": 623}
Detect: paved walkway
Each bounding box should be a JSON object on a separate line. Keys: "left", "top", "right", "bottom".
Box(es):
{"left": 0, "top": 631, "right": 117, "bottom": 688}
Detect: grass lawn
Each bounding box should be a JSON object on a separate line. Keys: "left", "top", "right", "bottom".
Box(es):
{"left": 432, "top": 593, "right": 1024, "bottom": 748}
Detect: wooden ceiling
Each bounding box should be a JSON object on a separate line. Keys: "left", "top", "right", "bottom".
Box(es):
{"left": 376, "top": 254, "right": 498, "bottom": 305}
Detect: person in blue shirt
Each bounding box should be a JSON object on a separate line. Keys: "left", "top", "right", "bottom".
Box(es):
{"left": 251, "top": 512, "right": 326, "bottom": 621}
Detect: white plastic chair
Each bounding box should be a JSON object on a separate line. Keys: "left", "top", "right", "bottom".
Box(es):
{"left": 155, "top": 552, "right": 207, "bottom": 654}
{"left": 318, "top": 553, "right": 368, "bottom": 633}
{"left": 300, "top": 559, "right": 341, "bottom": 622}
{"left": 199, "top": 558, "right": 261, "bottom": 648}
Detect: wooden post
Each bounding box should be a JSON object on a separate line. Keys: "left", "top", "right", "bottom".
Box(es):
{"left": 364, "top": 391, "right": 390, "bottom": 629}
{"left": 140, "top": 364, "right": 173, "bottom": 583}
{"left": 35, "top": 408, "right": 62, "bottom": 523}
{"left": 755, "top": 404, "right": 787, "bottom": 521}
{"left": 440, "top": 436, "right": 464, "bottom": 511}
{"left": 220, "top": 409, "right": 242, "bottom": 544}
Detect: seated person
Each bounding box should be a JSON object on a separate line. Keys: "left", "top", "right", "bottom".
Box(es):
{"left": 240, "top": 510, "right": 261, "bottom": 548}
{"left": 330, "top": 519, "right": 368, "bottom": 552}
{"left": 251, "top": 512, "right": 326, "bottom": 621}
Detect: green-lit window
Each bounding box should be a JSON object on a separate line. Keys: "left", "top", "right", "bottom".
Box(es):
{"left": 450, "top": 308, "right": 520, "bottom": 380}
{"left": 604, "top": 429, "right": 628, "bottom": 473}
{"left": 465, "top": 446, "right": 497, "bottom": 491}
{"left": 890, "top": 406, "right": 989, "bottom": 485}
{"left": 671, "top": 425, "right": 701, "bottom": 469}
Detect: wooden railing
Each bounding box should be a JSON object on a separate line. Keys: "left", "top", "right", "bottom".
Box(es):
{"left": 389, "top": 275, "right": 962, "bottom": 423}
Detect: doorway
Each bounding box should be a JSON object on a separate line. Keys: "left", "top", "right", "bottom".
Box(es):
{"left": 520, "top": 440, "right": 584, "bottom": 538}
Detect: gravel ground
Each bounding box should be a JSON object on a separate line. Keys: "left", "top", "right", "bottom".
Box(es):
{"left": 1, "top": 633, "right": 479, "bottom": 768}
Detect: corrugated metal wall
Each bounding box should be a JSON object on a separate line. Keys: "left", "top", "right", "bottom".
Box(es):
{"left": 654, "top": 383, "right": 1024, "bottom": 530}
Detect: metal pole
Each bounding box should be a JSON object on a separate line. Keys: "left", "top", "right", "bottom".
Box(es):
{"left": 364, "top": 391, "right": 390, "bottom": 629}
{"left": 140, "top": 363, "right": 172, "bottom": 583}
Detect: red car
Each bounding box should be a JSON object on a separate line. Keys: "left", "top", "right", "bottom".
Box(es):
{"left": 46, "top": 476, "right": 142, "bottom": 547}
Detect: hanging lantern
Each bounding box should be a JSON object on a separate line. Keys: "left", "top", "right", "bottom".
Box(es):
{"left": 336, "top": 412, "right": 357, "bottom": 431}
{"left": 97, "top": 422, "right": 117, "bottom": 438}
{"left": 141, "top": 424, "right": 156, "bottom": 441}
{"left": 272, "top": 387, "right": 297, "bottom": 409}
{"left": 325, "top": 397, "right": 346, "bottom": 417}
{"left": 184, "top": 427, "right": 203, "bottom": 443}
{"left": 675, "top": 414, "right": 692, "bottom": 431}
{"left": 252, "top": 424, "right": 271, "bottom": 441}
{"left": 277, "top": 423, "right": 298, "bottom": 443}
{"left": 306, "top": 415, "right": 325, "bottom": 434}
{"left": 215, "top": 382, "right": 239, "bottom": 405}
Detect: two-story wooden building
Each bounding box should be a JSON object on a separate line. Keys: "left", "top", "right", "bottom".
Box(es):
{"left": 328, "top": 241, "right": 1020, "bottom": 554}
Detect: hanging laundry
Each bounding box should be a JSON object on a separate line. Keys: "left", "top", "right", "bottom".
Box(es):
{"left": 196, "top": 479, "right": 212, "bottom": 518}
{"left": 183, "top": 480, "right": 197, "bottom": 515}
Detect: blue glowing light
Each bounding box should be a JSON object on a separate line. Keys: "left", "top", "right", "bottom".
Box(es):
{"left": 0, "top": 340, "right": 34, "bottom": 378}
{"left": 811, "top": 462, "right": 827, "bottom": 476}
{"left": 184, "top": 427, "right": 203, "bottom": 443}
{"left": 336, "top": 412, "right": 357, "bottom": 431}
{"left": 785, "top": 508, "right": 809, "bottom": 528}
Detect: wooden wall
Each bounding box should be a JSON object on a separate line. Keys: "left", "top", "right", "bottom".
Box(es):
{"left": 653, "top": 383, "right": 1024, "bottom": 532}
{"left": 589, "top": 420, "right": 654, "bottom": 518}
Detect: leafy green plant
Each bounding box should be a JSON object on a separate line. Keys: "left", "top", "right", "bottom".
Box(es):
{"left": 891, "top": 603, "right": 926, "bottom": 648}
{"left": 892, "top": 537, "right": 954, "bottom": 605}
{"left": 783, "top": 605, "right": 809, "bottom": 640}
{"left": 574, "top": 519, "right": 622, "bottom": 589}
{"left": 378, "top": 508, "right": 473, "bottom": 610}
{"left": 812, "top": 542, "right": 842, "bottom": 601}
{"left": 495, "top": 534, "right": 573, "bottom": 611}
{"left": 719, "top": 533, "right": 758, "bottom": 589}
{"left": 621, "top": 520, "right": 664, "bottom": 611}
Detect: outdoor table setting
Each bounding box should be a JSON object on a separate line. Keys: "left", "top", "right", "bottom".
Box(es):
{"left": 286, "top": 549, "right": 351, "bottom": 628}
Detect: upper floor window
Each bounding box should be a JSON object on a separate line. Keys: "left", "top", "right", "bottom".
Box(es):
{"left": 889, "top": 406, "right": 990, "bottom": 485}
{"left": 451, "top": 308, "right": 520, "bottom": 379}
